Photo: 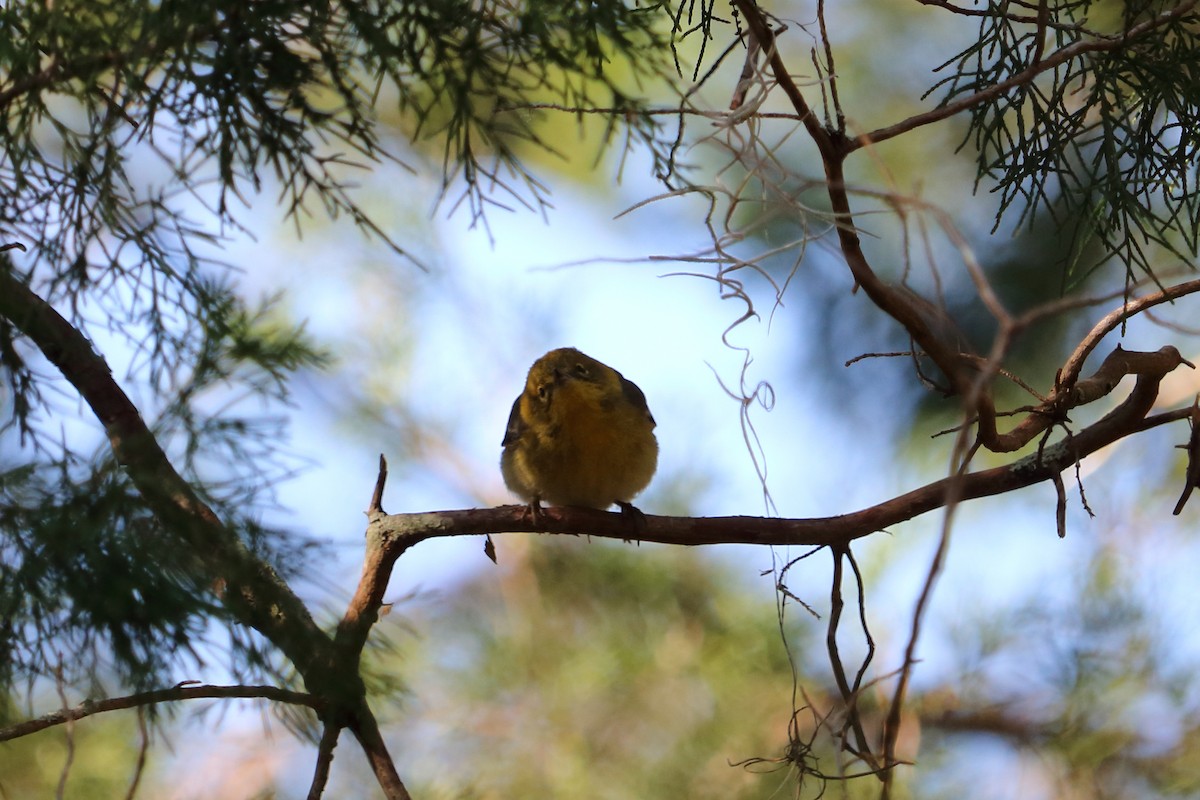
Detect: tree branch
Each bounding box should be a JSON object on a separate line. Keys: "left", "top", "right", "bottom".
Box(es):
{"left": 977, "top": 345, "right": 1195, "bottom": 453}
{"left": 729, "top": 2, "right": 1200, "bottom": 459}
{"left": 308, "top": 722, "right": 341, "bottom": 800}
{"left": 913, "top": 0, "right": 1092, "bottom": 31}
{"left": 853, "top": 0, "right": 1198, "bottom": 151}
{"left": 364, "top": 351, "right": 1189, "bottom": 559}
{"left": 1058, "top": 280, "right": 1200, "bottom": 390}
{"left": 729, "top": 0, "right": 834, "bottom": 154}
{"left": 732, "top": 0, "right": 982, "bottom": 402}
{"left": 826, "top": 547, "right": 879, "bottom": 770}
{"left": 347, "top": 705, "right": 412, "bottom": 800}
{"left": 0, "top": 684, "right": 321, "bottom": 743}
{"left": 0, "top": 264, "right": 411, "bottom": 799}
{"left": 0, "top": 264, "right": 335, "bottom": 683}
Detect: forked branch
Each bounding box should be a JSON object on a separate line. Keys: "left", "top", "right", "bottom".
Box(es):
{"left": 0, "top": 262, "right": 410, "bottom": 800}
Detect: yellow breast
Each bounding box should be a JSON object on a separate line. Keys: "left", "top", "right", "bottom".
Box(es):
{"left": 518, "top": 381, "right": 657, "bottom": 509}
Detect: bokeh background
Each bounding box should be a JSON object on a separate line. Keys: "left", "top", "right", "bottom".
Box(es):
{"left": 6, "top": 1, "right": 1200, "bottom": 798}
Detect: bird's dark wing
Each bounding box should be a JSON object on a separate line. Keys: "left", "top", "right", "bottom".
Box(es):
{"left": 618, "top": 374, "right": 655, "bottom": 427}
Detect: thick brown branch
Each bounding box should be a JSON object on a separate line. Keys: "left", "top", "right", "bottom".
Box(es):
{"left": 733, "top": 1, "right": 979, "bottom": 397}
{"left": 978, "top": 345, "right": 1193, "bottom": 452}
{"left": 326, "top": 461, "right": 414, "bottom": 800}
{"left": 348, "top": 705, "right": 412, "bottom": 800}
{"left": 0, "top": 684, "right": 321, "bottom": 743}
{"left": 1058, "top": 280, "right": 1200, "bottom": 389}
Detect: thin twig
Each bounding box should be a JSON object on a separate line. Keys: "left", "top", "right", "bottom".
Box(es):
{"left": 124, "top": 708, "right": 149, "bottom": 800}
{"left": 1052, "top": 471, "right": 1068, "bottom": 538}
{"left": 845, "top": 549, "right": 876, "bottom": 703}
{"left": 308, "top": 722, "right": 341, "bottom": 800}
{"left": 1058, "top": 279, "right": 1200, "bottom": 389}
{"left": 816, "top": 0, "right": 845, "bottom": 132}
{"left": 914, "top": 0, "right": 1096, "bottom": 32}
{"left": 369, "top": 454, "right": 388, "bottom": 514}
{"left": 54, "top": 659, "right": 74, "bottom": 800}
{"left": 854, "top": 0, "right": 1198, "bottom": 151}
{"left": 826, "top": 546, "right": 879, "bottom": 771}
{"left": 0, "top": 684, "right": 322, "bottom": 743}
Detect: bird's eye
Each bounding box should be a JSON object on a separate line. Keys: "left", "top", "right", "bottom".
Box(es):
{"left": 573, "top": 363, "right": 590, "bottom": 378}
{"left": 536, "top": 384, "right": 549, "bottom": 400}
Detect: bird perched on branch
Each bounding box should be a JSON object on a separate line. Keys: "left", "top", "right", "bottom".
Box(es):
{"left": 501, "top": 347, "right": 658, "bottom": 517}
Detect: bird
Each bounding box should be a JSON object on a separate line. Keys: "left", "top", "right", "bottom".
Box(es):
{"left": 501, "top": 347, "right": 658, "bottom": 518}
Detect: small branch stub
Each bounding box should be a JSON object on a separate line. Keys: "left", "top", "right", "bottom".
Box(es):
{"left": 1173, "top": 396, "right": 1200, "bottom": 515}
{"left": 369, "top": 454, "right": 388, "bottom": 516}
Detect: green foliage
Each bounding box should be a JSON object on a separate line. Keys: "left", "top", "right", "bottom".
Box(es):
{"left": 0, "top": 275, "right": 326, "bottom": 689}
{"left": 0, "top": 461, "right": 211, "bottom": 691}
{"left": 932, "top": 0, "right": 1200, "bottom": 283}
{"left": 384, "top": 0, "right": 675, "bottom": 214}
{"left": 392, "top": 542, "right": 813, "bottom": 799}
{"left": 0, "top": 698, "right": 144, "bottom": 799}
{"left": 0, "top": 0, "right": 675, "bottom": 428}
{"left": 925, "top": 541, "right": 1200, "bottom": 799}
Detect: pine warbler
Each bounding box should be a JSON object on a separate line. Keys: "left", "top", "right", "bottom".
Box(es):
{"left": 501, "top": 347, "right": 658, "bottom": 514}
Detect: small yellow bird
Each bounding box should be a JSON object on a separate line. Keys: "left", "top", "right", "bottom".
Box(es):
{"left": 501, "top": 347, "right": 658, "bottom": 515}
